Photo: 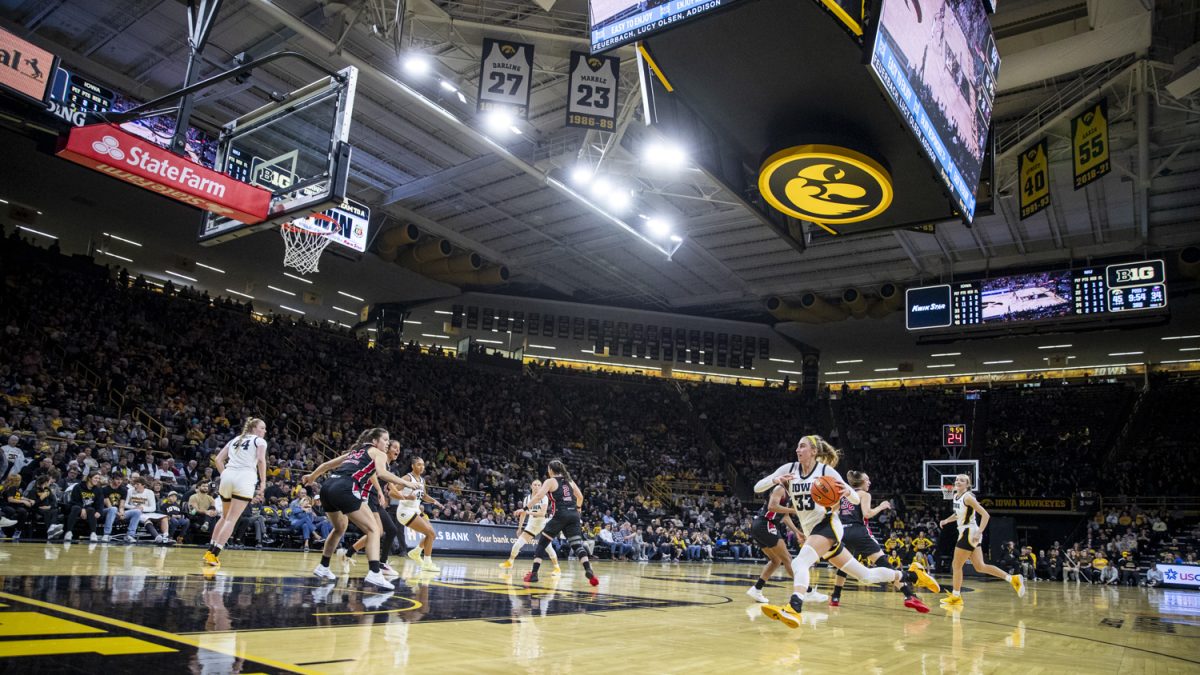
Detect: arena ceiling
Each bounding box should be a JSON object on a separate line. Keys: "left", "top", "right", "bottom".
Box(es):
{"left": 1, "top": 0, "right": 1198, "bottom": 333}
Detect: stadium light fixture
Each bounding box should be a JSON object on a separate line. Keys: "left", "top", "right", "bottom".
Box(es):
{"left": 1037, "top": 344, "right": 1072, "bottom": 349}
{"left": 434, "top": 310, "right": 453, "bottom": 315}
{"left": 165, "top": 270, "right": 198, "bottom": 283}
{"left": 835, "top": 359, "right": 863, "bottom": 364}
{"left": 439, "top": 80, "right": 457, "bottom": 92}
{"left": 338, "top": 290, "right": 365, "bottom": 302}
{"left": 17, "top": 225, "right": 56, "bottom": 239}
{"left": 267, "top": 285, "right": 295, "bottom": 296}
{"left": 570, "top": 165, "right": 593, "bottom": 185}
{"left": 643, "top": 140, "right": 688, "bottom": 169}
{"left": 101, "top": 250, "right": 133, "bottom": 263}
{"left": 279, "top": 304, "right": 306, "bottom": 315}
{"left": 332, "top": 306, "right": 357, "bottom": 316}
{"left": 195, "top": 262, "right": 225, "bottom": 273}
{"left": 646, "top": 217, "right": 672, "bottom": 239}
{"left": 102, "top": 232, "right": 142, "bottom": 247}
{"left": 1108, "top": 351, "right": 1144, "bottom": 356}
{"left": 283, "top": 272, "right": 313, "bottom": 284}
{"left": 926, "top": 363, "right": 956, "bottom": 368}
{"left": 930, "top": 352, "right": 960, "bottom": 357}
{"left": 1162, "top": 335, "right": 1200, "bottom": 340}
{"left": 983, "top": 359, "right": 1013, "bottom": 365}
{"left": 404, "top": 53, "right": 431, "bottom": 75}
{"left": 225, "top": 289, "right": 254, "bottom": 299}
{"left": 824, "top": 370, "right": 849, "bottom": 375}
{"left": 484, "top": 108, "right": 514, "bottom": 134}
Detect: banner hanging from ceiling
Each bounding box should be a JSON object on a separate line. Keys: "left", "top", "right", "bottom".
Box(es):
{"left": 566, "top": 51, "right": 619, "bottom": 131}
{"left": 1018, "top": 137, "right": 1050, "bottom": 220}
{"left": 477, "top": 38, "right": 534, "bottom": 120}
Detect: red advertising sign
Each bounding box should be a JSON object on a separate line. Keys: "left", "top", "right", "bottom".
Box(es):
{"left": 0, "top": 27, "right": 56, "bottom": 102}
{"left": 56, "top": 124, "right": 271, "bottom": 224}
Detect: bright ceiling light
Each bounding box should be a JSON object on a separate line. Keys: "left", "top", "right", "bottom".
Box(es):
{"left": 195, "top": 262, "right": 225, "bottom": 273}
{"left": 101, "top": 250, "right": 133, "bottom": 263}
{"left": 510, "top": 126, "right": 523, "bottom": 135}
{"left": 570, "top": 165, "right": 593, "bottom": 185}
{"left": 225, "top": 288, "right": 254, "bottom": 300}
{"left": 1162, "top": 335, "right": 1200, "bottom": 340}
{"left": 267, "top": 285, "right": 295, "bottom": 296}
{"left": 283, "top": 272, "right": 313, "bottom": 284}
{"left": 1037, "top": 344, "right": 1072, "bottom": 349}
{"left": 643, "top": 140, "right": 688, "bottom": 168}
{"left": 422, "top": 333, "right": 451, "bottom": 339}
{"left": 769, "top": 358, "right": 795, "bottom": 364}
{"left": 483, "top": 108, "right": 514, "bottom": 134}
{"left": 439, "top": 79, "right": 457, "bottom": 92}
{"left": 931, "top": 352, "right": 960, "bottom": 357}
{"left": 590, "top": 177, "right": 612, "bottom": 199}
{"left": 332, "top": 306, "right": 357, "bottom": 316}
{"left": 102, "top": 232, "right": 142, "bottom": 247}
{"left": 824, "top": 370, "right": 849, "bottom": 375}
{"left": 874, "top": 367, "right": 899, "bottom": 372}
{"left": 983, "top": 359, "right": 1013, "bottom": 365}
{"left": 1108, "top": 351, "right": 1144, "bottom": 356}
{"left": 279, "top": 304, "right": 305, "bottom": 315}
{"left": 456, "top": 91, "right": 468, "bottom": 104}
{"left": 645, "top": 217, "right": 672, "bottom": 238}
{"left": 835, "top": 359, "right": 863, "bottom": 364}
{"left": 165, "top": 270, "right": 197, "bottom": 283}
{"left": 669, "top": 234, "right": 683, "bottom": 243}
{"left": 404, "top": 54, "right": 430, "bottom": 75}
{"left": 17, "top": 225, "right": 56, "bottom": 239}
{"left": 927, "top": 363, "right": 955, "bottom": 368}
{"left": 434, "top": 310, "right": 453, "bottom": 315}
{"left": 609, "top": 189, "right": 631, "bottom": 211}
{"left": 338, "top": 290, "right": 365, "bottom": 302}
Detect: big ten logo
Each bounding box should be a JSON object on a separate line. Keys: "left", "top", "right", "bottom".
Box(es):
{"left": 1114, "top": 266, "right": 1157, "bottom": 283}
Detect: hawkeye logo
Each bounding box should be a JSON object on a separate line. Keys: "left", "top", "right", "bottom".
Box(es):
{"left": 587, "top": 57, "right": 603, "bottom": 69}
{"left": 758, "top": 144, "right": 892, "bottom": 230}
{"left": 500, "top": 43, "right": 518, "bottom": 57}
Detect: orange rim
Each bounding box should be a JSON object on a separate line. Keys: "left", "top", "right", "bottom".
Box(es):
{"left": 281, "top": 213, "right": 337, "bottom": 233}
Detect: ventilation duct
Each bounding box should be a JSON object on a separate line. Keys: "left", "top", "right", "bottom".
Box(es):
{"left": 375, "top": 223, "right": 420, "bottom": 262}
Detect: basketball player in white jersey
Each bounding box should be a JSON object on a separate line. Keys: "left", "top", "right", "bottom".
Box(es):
{"left": 396, "top": 457, "right": 442, "bottom": 572}
{"left": 204, "top": 418, "right": 268, "bottom": 567}
{"left": 499, "top": 479, "right": 560, "bottom": 574}
{"left": 939, "top": 473, "right": 1026, "bottom": 606}
{"left": 754, "top": 435, "right": 940, "bottom": 628}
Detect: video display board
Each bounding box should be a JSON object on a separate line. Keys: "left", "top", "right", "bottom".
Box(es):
{"left": 906, "top": 260, "right": 1167, "bottom": 331}
{"left": 869, "top": 0, "right": 1000, "bottom": 222}
{"left": 589, "top": 0, "right": 744, "bottom": 53}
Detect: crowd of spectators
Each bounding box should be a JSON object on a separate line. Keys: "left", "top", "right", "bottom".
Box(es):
{"left": 0, "top": 231, "right": 1196, "bottom": 580}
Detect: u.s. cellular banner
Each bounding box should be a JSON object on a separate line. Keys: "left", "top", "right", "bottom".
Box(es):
{"left": 56, "top": 124, "right": 271, "bottom": 224}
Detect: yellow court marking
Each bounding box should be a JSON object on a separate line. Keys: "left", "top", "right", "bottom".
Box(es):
{"left": 311, "top": 596, "right": 423, "bottom": 617}
{"left": 0, "top": 591, "right": 319, "bottom": 674}
{"left": 0, "top": 611, "right": 106, "bottom": 637}
{"left": 0, "top": 637, "right": 175, "bottom": 657}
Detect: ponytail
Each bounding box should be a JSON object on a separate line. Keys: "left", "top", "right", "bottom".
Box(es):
{"left": 805, "top": 434, "right": 841, "bottom": 468}
{"left": 241, "top": 417, "right": 265, "bottom": 435}
{"left": 548, "top": 459, "right": 572, "bottom": 483}
{"left": 354, "top": 427, "right": 389, "bottom": 447}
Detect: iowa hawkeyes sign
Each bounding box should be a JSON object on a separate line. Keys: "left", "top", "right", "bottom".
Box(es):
{"left": 758, "top": 145, "right": 892, "bottom": 232}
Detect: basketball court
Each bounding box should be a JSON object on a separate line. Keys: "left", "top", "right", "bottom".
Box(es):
{"left": 0, "top": 544, "right": 1193, "bottom": 673}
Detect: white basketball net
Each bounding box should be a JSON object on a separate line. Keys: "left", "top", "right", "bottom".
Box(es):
{"left": 941, "top": 485, "right": 956, "bottom": 500}
{"left": 280, "top": 215, "right": 336, "bottom": 275}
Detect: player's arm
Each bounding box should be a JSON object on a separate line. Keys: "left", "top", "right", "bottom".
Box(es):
{"left": 214, "top": 440, "right": 231, "bottom": 474}
{"left": 767, "top": 485, "right": 797, "bottom": 514}
{"left": 386, "top": 482, "right": 404, "bottom": 500}
{"left": 419, "top": 488, "right": 442, "bottom": 508}
{"left": 569, "top": 480, "right": 584, "bottom": 507}
{"left": 526, "top": 478, "right": 554, "bottom": 506}
{"left": 368, "top": 449, "right": 421, "bottom": 489}
{"left": 255, "top": 439, "right": 267, "bottom": 497}
{"left": 371, "top": 476, "right": 386, "bottom": 505}
{"left": 302, "top": 452, "right": 349, "bottom": 485}
{"left": 782, "top": 513, "right": 804, "bottom": 541}
{"left": 963, "top": 493, "right": 989, "bottom": 541}
{"left": 861, "top": 491, "right": 892, "bottom": 518}
{"left": 939, "top": 512, "right": 957, "bottom": 526}
{"left": 753, "top": 463, "right": 795, "bottom": 493}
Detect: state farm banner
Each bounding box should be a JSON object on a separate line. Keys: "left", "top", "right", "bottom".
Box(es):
{"left": 56, "top": 124, "right": 270, "bottom": 224}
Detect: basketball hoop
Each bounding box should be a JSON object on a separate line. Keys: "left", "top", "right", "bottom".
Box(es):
{"left": 941, "top": 484, "right": 956, "bottom": 500}
{"left": 280, "top": 213, "right": 337, "bottom": 275}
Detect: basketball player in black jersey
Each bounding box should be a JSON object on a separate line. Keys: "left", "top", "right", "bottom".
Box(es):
{"left": 746, "top": 484, "right": 825, "bottom": 604}
{"left": 340, "top": 440, "right": 404, "bottom": 577}
{"left": 522, "top": 460, "right": 599, "bottom": 586}
{"left": 828, "top": 471, "right": 929, "bottom": 612}
{"left": 302, "top": 428, "right": 422, "bottom": 591}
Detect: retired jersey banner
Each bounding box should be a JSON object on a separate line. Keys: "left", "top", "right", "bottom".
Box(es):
{"left": 566, "top": 51, "right": 619, "bottom": 131}
{"left": 1072, "top": 99, "right": 1110, "bottom": 190}
{"left": 1018, "top": 138, "right": 1050, "bottom": 220}
{"left": 477, "top": 38, "right": 534, "bottom": 119}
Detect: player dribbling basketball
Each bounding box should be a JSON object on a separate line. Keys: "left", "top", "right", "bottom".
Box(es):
{"left": 753, "top": 435, "right": 939, "bottom": 628}
{"left": 939, "top": 474, "right": 1026, "bottom": 606}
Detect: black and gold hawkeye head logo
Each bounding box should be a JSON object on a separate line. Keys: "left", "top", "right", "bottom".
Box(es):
{"left": 758, "top": 144, "right": 893, "bottom": 227}
{"left": 587, "top": 57, "right": 604, "bottom": 69}
{"left": 500, "top": 43, "right": 518, "bottom": 57}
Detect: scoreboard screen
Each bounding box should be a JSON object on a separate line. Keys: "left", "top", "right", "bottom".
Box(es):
{"left": 943, "top": 424, "right": 967, "bottom": 447}
{"left": 906, "top": 259, "right": 1167, "bottom": 331}
{"left": 589, "top": 0, "right": 744, "bottom": 53}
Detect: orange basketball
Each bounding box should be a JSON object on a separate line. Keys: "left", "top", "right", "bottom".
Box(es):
{"left": 811, "top": 475, "right": 842, "bottom": 508}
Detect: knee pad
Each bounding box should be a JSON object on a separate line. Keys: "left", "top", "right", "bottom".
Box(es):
{"left": 836, "top": 569, "right": 848, "bottom": 579}
{"left": 793, "top": 544, "right": 819, "bottom": 570}
{"left": 568, "top": 535, "right": 587, "bottom": 557}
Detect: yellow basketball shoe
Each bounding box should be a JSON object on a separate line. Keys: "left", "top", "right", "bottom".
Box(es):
{"left": 940, "top": 593, "right": 964, "bottom": 607}
{"left": 909, "top": 562, "right": 941, "bottom": 593}
{"left": 761, "top": 603, "right": 802, "bottom": 629}
{"left": 407, "top": 547, "right": 423, "bottom": 563}
{"left": 1010, "top": 574, "right": 1026, "bottom": 598}
{"left": 421, "top": 557, "right": 440, "bottom": 573}
{"left": 551, "top": 564, "right": 562, "bottom": 576}
{"left": 499, "top": 559, "right": 514, "bottom": 569}
{"left": 203, "top": 551, "right": 221, "bottom": 567}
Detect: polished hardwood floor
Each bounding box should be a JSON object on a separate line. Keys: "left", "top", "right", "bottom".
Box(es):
{"left": 0, "top": 542, "right": 1196, "bottom": 673}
